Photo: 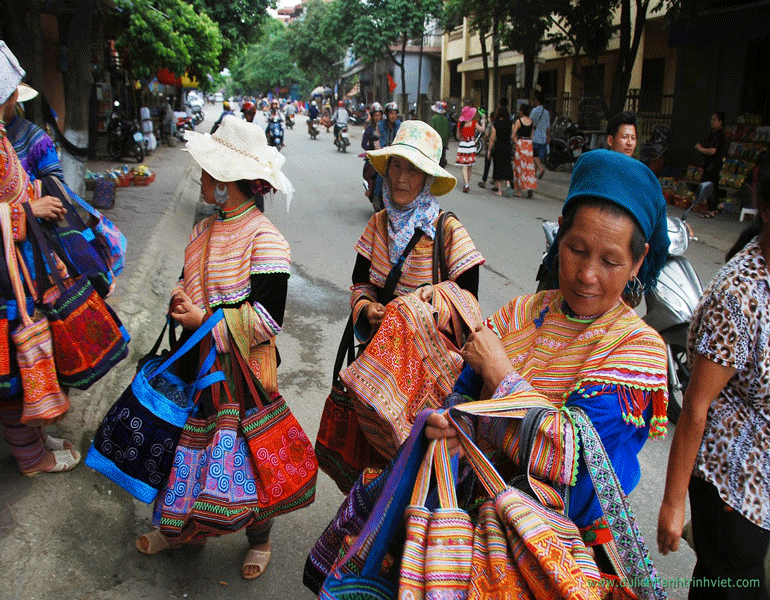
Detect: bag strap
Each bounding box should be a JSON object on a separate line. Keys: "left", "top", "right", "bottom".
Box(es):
{"left": 146, "top": 315, "right": 179, "bottom": 358}
{"left": 431, "top": 211, "right": 454, "bottom": 285}
{"left": 330, "top": 314, "right": 355, "bottom": 385}
{"left": 570, "top": 407, "right": 666, "bottom": 600}
{"left": 0, "top": 204, "right": 32, "bottom": 327}
{"left": 43, "top": 175, "right": 101, "bottom": 221}
{"left": 21, "top": 202, "right": 70, "bottom": 300}
{"left": 380, "top": 227, "right": 424, "bottom": 306}
{"left": 149, "top": 308, "right": 225, "bottom": 378}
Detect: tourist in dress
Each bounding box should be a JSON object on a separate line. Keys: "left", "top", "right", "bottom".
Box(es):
{"left": 512, "top": 103, "right": 537, "bottom": 198}
{"left": 486, "top": 98, "right": 513, "bottom": 197}
{"left": 455, "top": 105, "right": 485, "bottom": 193}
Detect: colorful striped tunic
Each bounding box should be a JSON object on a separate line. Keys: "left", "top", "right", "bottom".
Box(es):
{"left": 351, "top": 210, "right": 484, "bottom": 336}
{"left": 455, "top": 289, "right": 668, "bottom": 539}
{"left": 175, "top": 201, "right": 290, "bottom": 354}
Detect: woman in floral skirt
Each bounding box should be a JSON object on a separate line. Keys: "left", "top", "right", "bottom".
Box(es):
{"left": 455, "top": 106, "right": 485, "bottom": 193}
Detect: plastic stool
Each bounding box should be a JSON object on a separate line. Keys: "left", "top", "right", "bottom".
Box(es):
{"left": 740, "top": 208, "right": 758, "bottom": 222}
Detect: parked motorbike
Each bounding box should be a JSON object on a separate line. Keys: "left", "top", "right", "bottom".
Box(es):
{"left": 360, "top": 153, "right": 384, "bottom": 212}
{"left": 307, "top": 118, "right": 320, "bottom": 140}
{"left": 190, "top": 104, "right": 204, "bottom": 126}
{"left": 176, "top": 114, "right": 194, "bottom": 137}
{"left": 545, "top": 117, "right": 588, "bottom": 171}
{"left": 286, "top": 114, "right": 294, "bottom": 129}
{"left": 535, "top": 208, "right": 702, "bottom": 425}
{"left": 107, "top": 102, "right": 145, "bottom": 163}
{"left": 335, "top": 126, "right": 350, "bottom": 152}
{"left": 267, "top": 115, "right": 284, "bottom": 151}
{"left": 640, "top": 125, "right": 670, "bottom": 174}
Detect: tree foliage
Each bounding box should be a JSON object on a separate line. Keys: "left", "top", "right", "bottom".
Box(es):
{"left": 115, "top": 0, "right": 222, "bottom": 82}
{"left": 501, "top": 0, "right": 552, "bottom": 98}
{"left": 286, "top": 0, "right": 346, "bottom": 88}
{"left": 190, "top": 0, "right": 275, "bottom": 65}
{"left": 330, "top": 0, "right": 443, "bottom": 104}
{"left": 230, "top": 19, "right": 308, "bottom": 95}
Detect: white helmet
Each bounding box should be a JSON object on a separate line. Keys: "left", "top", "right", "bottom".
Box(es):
{"left": 311, "top": 100, "right": 317, "bottom": 106}
{"left": 370, "top": 102, "right": 383, "bottom": 114}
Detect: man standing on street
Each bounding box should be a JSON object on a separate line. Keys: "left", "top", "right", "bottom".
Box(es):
{"left": 530, "top": 93, "right": 550, "bottom": 180}
{"left": 430, "top": 101, "right": 450, "bottom": 167}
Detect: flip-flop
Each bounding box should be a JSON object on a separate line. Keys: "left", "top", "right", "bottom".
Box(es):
{"left": 135, "top": 530, "right": 179, "bottom": 555}
{"left": 22, "top": 449, "right": 80, "bottom": 477}
{"left": 538, "top": 170, "right": 545, "bottom": 179}
{"left": 242, "top": 547, "right": 271, "bottom": 580}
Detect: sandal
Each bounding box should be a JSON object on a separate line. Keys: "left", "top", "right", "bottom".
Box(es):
{"left": 44, "top": 435, "right": 74, "bottom": 452}
{"left": 477, "top": 181, "right": 486, "bottom": 189}
{"left": 538, "top": 170, "right": 545, "bottom": 180}
{"left": 462, "top": 185, "right": 469, "bottom": 193}
{"left": 22, "top": 449, "right": 80, "bottom": 477}
{"left": 135, "top": 530, "right": 179, "bottom": 555}
{"left": 242, "top": 545, "right": 271, "bottom": 580}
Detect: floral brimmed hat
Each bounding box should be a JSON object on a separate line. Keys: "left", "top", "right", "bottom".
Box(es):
{"left": 184, "top": 115, "right": 294, "bottom": 208}
{"left": 366, "top": 120, "right": 456, "bottom": 196}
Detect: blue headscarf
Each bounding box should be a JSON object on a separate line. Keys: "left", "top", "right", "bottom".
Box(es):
{"left": 383, "top": 176, "right": 439, "bottom": 265}
{"left": 546, "top": 149, "right": 670, "bottom": 291}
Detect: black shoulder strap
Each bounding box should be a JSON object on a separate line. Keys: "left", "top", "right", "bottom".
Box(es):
{"left": 380, "top": 227, "right": 424, "bottom": 306}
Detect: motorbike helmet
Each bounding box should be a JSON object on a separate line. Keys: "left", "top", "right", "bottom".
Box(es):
{"left": 384, "top": 102, "right": 398, "bottom": 115}
{"left": 311, "top": 100, "right": 317, "bottom": 106}
{"left": 370, "top": 102, "right": 383, "bottom": 114}
{"left": 223, "top": 100, "right": 230, "bottom": 111}
{"left": 241, "top": 101, "right": 256, "bottom": 115}
{"left": 338, "top": 100, "right": 344, "bottom": 107}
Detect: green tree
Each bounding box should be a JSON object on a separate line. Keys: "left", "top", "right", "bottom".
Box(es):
{"left": 331, "top": 0, "right": 443, "bottom": 107}
{"left": 501, "top": 0, "right": 552, "bottom": 100}
{"left": 286, "top": 0, "right": 345, "bottom": 89}
{"left": 231, "top": 19, "right": 308, "bottom": 95}
{"left": 115, "top": 0, "right": 222, "bottom": 83}
{"left": 190, "top": 0, "right": 275, "bottom": 66}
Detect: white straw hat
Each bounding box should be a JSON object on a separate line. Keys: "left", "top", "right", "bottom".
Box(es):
{"left": 366, "top": 120, "right": 456, "bottom": 196}
{"left": 17, "top": 83, "right": 38, "bottom": 103}
{"left": 184, "top": 115, "right": 294, "bottom": 209}
{"left": 0, "top": 42, "right": 25, "bottom": 104}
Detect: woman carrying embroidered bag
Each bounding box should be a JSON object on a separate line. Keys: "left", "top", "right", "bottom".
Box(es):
{"left": 134, "top": 115, "right": 297, "bottom": 581}
{"left": 427, "top": 150, "right": 671, "bottom": 599}
{"left": 0, "top": 41, "right": 80, "bottom": 477}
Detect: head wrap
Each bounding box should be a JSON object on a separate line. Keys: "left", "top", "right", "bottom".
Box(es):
{"left": 546, "top": 149, "right": 670, "bottom": 291}
{"left": 383, "top": 175, "right": 440, "bottom": 265}
{"left": 0, "top": 42, "right": 25, "bottom": 104}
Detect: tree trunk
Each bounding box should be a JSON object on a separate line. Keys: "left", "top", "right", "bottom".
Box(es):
{"left": 491, "top": 14, "right": 500, "bottom": 104}
{"left": 417, "top": 32, "right": 423, "bottom": 117}
{"left": 609, "top": 0, "right": 648, "bottom": 116}
{"left": 523, "top": 53, "right": 536, "bottom": 100}
{"left": 61, "top": 0, "right": 93, "bottom": 199}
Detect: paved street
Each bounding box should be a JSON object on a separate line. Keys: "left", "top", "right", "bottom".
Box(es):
{"left": 0, "top": 104, "right": 751, "bottom": 599}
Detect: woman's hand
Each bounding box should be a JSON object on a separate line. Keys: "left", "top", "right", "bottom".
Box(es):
{"left": 363, "top": 302, "right": 386, "bottom": 329}
{"left": 425, "top": 410, "right": 467, "bottom": 457}
{"left": 170, "top": 291, "right": 206, "bottom": 330}
{"left": 30, "top": 196, "right": 67, "bottom": 221}
{"left": 657, "top": 499, "right": 686, "bottom": 555}
{"left": 461, "top": 323, "right": 512, "bottom": 391}
{"left": 414, "top": 285, "right": 433, "bottom": 303}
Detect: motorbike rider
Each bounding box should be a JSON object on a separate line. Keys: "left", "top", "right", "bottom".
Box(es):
{"left": 308, "top": 100, "right": 319, "bottom": 121}
{"left": 606, "top": 111, "right": 638, "bottom": 157}
{"left": 284, "top": 99, "right": 297, "bottom": 124}
{"left": 376, "top": 102, "right": 401, "bottom": 149}
{"left": 361, "top": 102, "right": 383, "bottom": 206}
{"left": 211, "top": 100, "right": 234, "bottom": 134}
{"left": 331, "top": 100, "right": 350, "bottom": 146}
{"left": 266, "top": 98, "right": 284, "bottom": 147}
{"left": 241, "top": 101, "right": 257, "bottom": 123}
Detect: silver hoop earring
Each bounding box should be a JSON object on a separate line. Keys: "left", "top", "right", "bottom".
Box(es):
{"left": 623, "top": 275, "right": 645, "bottom": 308}
{"left": 214, "top": 183, "right": 229, "bottom": 206}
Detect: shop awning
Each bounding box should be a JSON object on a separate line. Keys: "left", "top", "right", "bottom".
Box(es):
{"left": 458, "top": 50, "right": 523, "bottom": 72}
{"left": 346, "top": 83, "right": 360, "bottom": 97}
{"left": 341, "top": 61, "right": 367, "bottom": 80}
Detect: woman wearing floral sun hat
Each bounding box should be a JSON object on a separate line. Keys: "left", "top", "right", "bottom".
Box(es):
{"left": 135, "top": 115, "right": 296, "bottom": 581}
{"left": 351, "top": 120, "right": 485, "bottom": 347}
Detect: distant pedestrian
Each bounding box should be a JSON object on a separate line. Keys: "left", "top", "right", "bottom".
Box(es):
{"left": 487, "top": 97, "right": 513, "bottom": 197}
{"left": 697, "top": 111, "right": 726, "bottom": 218}
{"left": 512, "top": 103, "right": 537, "bottom": 197}
{"left": 430, "top": 101, "right": 449, "bottom": 168}
{"left": 530, "top": 93, "right": 550, "bottom": 180}
{"left": 455, "top": 105, "right": 485, "bottom": 192}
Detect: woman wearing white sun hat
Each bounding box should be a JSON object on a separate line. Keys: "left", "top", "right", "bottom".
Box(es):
{"left": 135, "top": 115, "right": 295, "bottom": 581}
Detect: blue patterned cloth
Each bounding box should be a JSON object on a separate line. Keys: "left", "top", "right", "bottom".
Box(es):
{"left": 383, "top": 177, "right": 439, "bottom": 265}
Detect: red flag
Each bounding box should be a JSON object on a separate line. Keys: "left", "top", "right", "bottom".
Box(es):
{"left": 387, "top": 73, "right": 397, "bottom": 93}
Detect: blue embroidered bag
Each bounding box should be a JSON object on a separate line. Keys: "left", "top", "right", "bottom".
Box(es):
{"left": 85, "top": 309, "right": 226, "bottom": 503}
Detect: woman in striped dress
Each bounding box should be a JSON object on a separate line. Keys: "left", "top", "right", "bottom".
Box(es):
{"left": 455, "top": 106, "right": 485, "bottom": 193}
{"left": 512, "top": 103, "right": 537, "bottom": 197}
{"left": 135, "top": 116, "right": 296, "bottom": 581}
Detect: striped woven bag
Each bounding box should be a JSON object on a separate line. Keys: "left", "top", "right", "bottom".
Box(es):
{"left": 0, "top": 203, "right": 69, "bottom": 426}
{"left": 398, "top": 438, "right": 473, "bottom": 600}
